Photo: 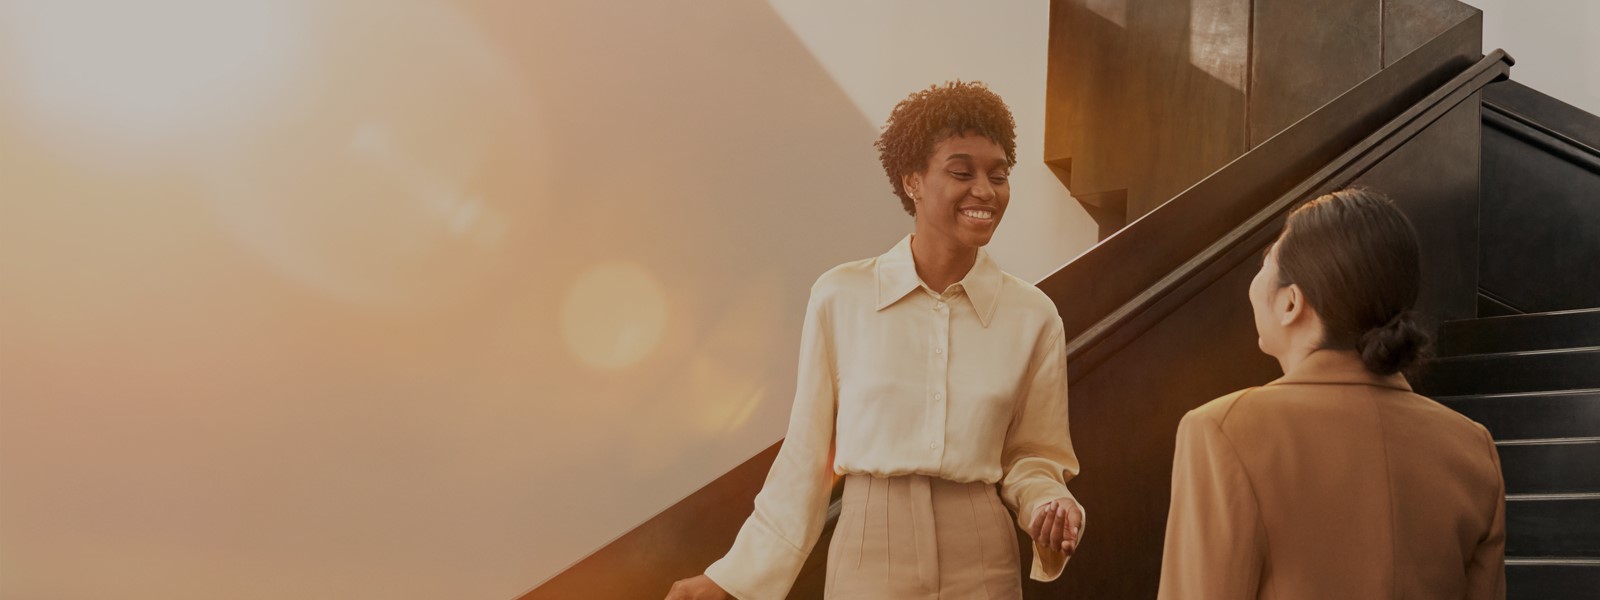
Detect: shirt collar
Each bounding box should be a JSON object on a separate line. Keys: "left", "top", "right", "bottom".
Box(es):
{"left": 873, "top": 233, "right": 1003, "bottom": 327}
{"left": 1265, "top": 349, "right": 1414, "bottom": 392}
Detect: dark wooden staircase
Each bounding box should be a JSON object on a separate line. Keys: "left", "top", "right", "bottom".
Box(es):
{"left": 1419, "top": 308, "right": 1600, "bottom": 598}
{"left": 527, "top": 0, "right": 1600, "bottom": 594}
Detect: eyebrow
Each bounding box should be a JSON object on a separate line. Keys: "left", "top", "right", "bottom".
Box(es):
{"left": 943, "top": 154, "right": 1009, "bottom": 169}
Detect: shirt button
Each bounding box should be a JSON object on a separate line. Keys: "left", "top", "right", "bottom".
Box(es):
{"left": 934, "top": 347, "right": 944, "bottom": 354}
{"left": 934, "top": 302, "right": 945, "bottom": 310}
{"left": 934, "top": 392, "right": 943, "bottom": 400}
{"left": 929, "top": 441, "right": 940, "bottom": 449}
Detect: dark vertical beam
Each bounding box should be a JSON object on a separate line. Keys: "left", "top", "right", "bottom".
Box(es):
{"left": 1045, "top": 0, "right": 1250, "bottom": 223}
{"left": 1120, "top": 0, "right": 1251, "bottom": 219}
{"left": 1383, "top": 0, "right": 1480, "bottom": 67}
{"left": 1249, "top": 0, "right": 1383, "bottom": 146}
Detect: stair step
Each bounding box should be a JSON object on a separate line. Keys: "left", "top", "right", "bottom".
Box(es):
{"left": 1437, "top": 309, "right": 1600, "bottom": 357}
{"left": 1506, "top": 495, "right": 1600, "bottom": 558}
{"left": 1414, "top": 348, "right": 1600, "bottom": 396}
{"left": 1440, "top": 309, "right": 1600, "bottom": 357}
{"left": 1437, "top": 389, "right": 1600, "bottom": 439}
{"left": 1498, "top": 438, "right": 1600, "bottom": 495}
{"left": 1507, "top": 560, "right": 1600, "bottom": 600}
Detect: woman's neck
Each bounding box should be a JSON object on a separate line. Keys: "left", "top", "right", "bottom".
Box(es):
{"left": 909, "top": 232, "right": 978, "bottom": 294}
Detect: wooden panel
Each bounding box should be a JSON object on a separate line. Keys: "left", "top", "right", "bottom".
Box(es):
{"left": 1250, "top": 0, "right": 1382, "bottom": 146}
{"left": 1027, "top": 257, "right": 1282, "bottom": 598}
{"left": 1046, "top": 0, "right": 1249, "bottom": 221}
{"left": 1046, "top": 0, "right": 1137, "bottom": 197}
{"left": 1040, "top": 15, "right": 1484, "bottom": 348}
{"left": 1480, "top": 81, "right": 1600, "bottom": 313}
{"left": 1350, "top": 93, "right": 1482, "bottom": 327}
{"left": 522, "top": 444, "right": 781, "bottom": 599}
{"left": 1121, "top": 0, "right": 1250, "bottom": 218}
{"left": 1383, "top": 0, "right": 1480, "bottom": 66}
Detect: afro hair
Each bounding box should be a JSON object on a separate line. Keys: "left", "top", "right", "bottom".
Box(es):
{"left": 874, "top": 80, "right": 1018, "bottom": 216}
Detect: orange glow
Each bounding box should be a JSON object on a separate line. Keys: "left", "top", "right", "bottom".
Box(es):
{"left": 0, "top": 0, "right": 1089, "bottom": 598}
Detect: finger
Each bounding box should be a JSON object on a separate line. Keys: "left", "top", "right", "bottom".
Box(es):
{"left": 1028, "top": 502, "right": 1050, "bottom": 539}
{"left": 1054, "top": 503, "right": 1068, "bottom": 548}
{"left": 1066, "top": 502, "right": 1083, "bottom": 540}
{"left": 1041, "top": 507, "right": 1058, "bottom": 547}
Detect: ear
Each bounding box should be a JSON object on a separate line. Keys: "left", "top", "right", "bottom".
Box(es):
{"left": 1278, "top": 283, "right": 1306, "bottom": 326}
{"left": 902, "top": 172, "right": 921, "bottom": 202}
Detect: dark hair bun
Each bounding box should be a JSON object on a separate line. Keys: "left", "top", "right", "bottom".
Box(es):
{"left": 1278, "top": 188, "right": 1434, "bottom": 376}
{"left": 1357, "top": 311, "right": 1431, "bottom": 375}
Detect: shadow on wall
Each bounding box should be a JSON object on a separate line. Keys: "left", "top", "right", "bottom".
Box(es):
{"left": 0, "top": 0, "right": 904, "bottom": 598}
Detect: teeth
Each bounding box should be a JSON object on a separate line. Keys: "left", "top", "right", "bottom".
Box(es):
{"left": 961, "top": 209, "right": 994, "bottom": 219}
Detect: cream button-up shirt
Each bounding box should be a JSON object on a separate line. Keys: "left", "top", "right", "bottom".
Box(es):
{"left": 704, "top": 234, "right": 1084, "bottom": 600}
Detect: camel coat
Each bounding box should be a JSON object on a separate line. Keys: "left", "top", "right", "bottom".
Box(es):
{"left": 1158, "top": 350, "right": 1506, "bottom": 600}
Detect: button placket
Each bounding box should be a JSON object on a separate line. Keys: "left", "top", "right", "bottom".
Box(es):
{"left": 928, "top": 295, "right": 951, "bottom": 457}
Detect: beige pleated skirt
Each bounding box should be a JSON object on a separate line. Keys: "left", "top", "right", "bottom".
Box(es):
{"left": 824, "top": 474, "right": 1023, "bottom": 599}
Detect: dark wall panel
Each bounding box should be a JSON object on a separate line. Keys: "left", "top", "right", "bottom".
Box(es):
{"left": 1250, "top": 0, "right": 1382, "bottom": 145}
{"left": 1383, "top": 0, "right": 1479, "bottom": 66}
{"left": 1027, "top": 250, "right": 1281, "bottom": 599}
{"left": 1480, "top": 121, "right": 1600, "bottom": 312}
{"left": 1350, "top": 94, "right": 1483, "bottom": 327}
{"left": 1046, "top": 0, "right": 1249, "bottom": 221}
{"left": 1122, "top": 0, "right": 1251, "bottom": 218}
{"left": 1045, "top": 0, "right": 1135, "bottom": 197}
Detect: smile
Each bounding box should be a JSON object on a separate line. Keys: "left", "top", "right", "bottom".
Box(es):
{"left": 960, "top": 208, "right": 995, "bottom": 220}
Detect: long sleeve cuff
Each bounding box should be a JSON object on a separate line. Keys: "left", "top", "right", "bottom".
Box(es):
{"left": 1018, "top": 493, "right": 1086, "bottom": 582}
{"left": 703, "top": 514, "right": 810, "bottom": 600}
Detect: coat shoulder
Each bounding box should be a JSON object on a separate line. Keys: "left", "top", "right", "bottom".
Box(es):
{"left": 1185, "top": 388, "right": 1258, "bottom": 429}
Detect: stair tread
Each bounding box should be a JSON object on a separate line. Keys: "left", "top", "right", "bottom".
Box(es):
{"left": 1413, "top": 348, "right": 1600, "bottom": 396}
{"left": 1436, "top": 389, "right": 1600, "bottom": 439}
{"left": 1499, "top": 441, "right": 1600, "bottom": 496}
{"left": 1506, "top": 496, "right": 1600, "bottom": 558}
{"left": 1437, "top": 309, "right": 1600, "bottom": 357}
{"left": 1506, "top": 561, "right": 1600, "bottom": 600}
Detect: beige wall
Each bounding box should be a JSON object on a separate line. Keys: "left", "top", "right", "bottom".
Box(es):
{"left": 1471, "top": 0, "right": 1600, "bottom": 114}
{"left": 0, "top": 1, "right": 1092, "bottom": 598}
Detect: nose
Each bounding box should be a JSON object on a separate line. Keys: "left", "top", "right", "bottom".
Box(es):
{"left": 971, "top": 178, "right": 995, "bottom": 201}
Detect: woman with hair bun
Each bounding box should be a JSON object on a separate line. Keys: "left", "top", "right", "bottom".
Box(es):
{"left": 1158, "top": 188, "right": 1506, "bottom": 599}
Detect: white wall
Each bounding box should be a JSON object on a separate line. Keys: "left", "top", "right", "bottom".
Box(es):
{"left": 1470, "top": 0, "right": 1600, "bottom": 114}
{"left": 765, "top": 1, "right": 1100, "bottom": 283}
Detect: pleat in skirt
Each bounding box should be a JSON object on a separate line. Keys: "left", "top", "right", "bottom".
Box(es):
{"left": 824, "top": 474, "right": 1023, "bottom": 599}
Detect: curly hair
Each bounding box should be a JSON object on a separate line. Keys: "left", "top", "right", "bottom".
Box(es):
{"left": 874, "top": 80, "right": 1018, "bottom": 216}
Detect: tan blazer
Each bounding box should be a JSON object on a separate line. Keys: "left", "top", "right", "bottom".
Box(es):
{"left": 1158, "top": 350, "right": 1506, "bottom": 600}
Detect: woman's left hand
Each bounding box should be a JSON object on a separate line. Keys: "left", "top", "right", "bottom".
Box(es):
{"left": 1027, "top": 497, "right": 1083, "bottom": 555}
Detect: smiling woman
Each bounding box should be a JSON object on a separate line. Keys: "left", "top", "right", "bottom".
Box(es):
{"left": 666, "top": 81, "right": 1086, "bottom": 600}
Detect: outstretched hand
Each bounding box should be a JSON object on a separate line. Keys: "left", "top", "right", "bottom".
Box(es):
{"left": 1027, "top": 497, "right": 1083, "bottom": 556}
{"left": 664, "top": 574, "right": 729, "bottom": 600}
